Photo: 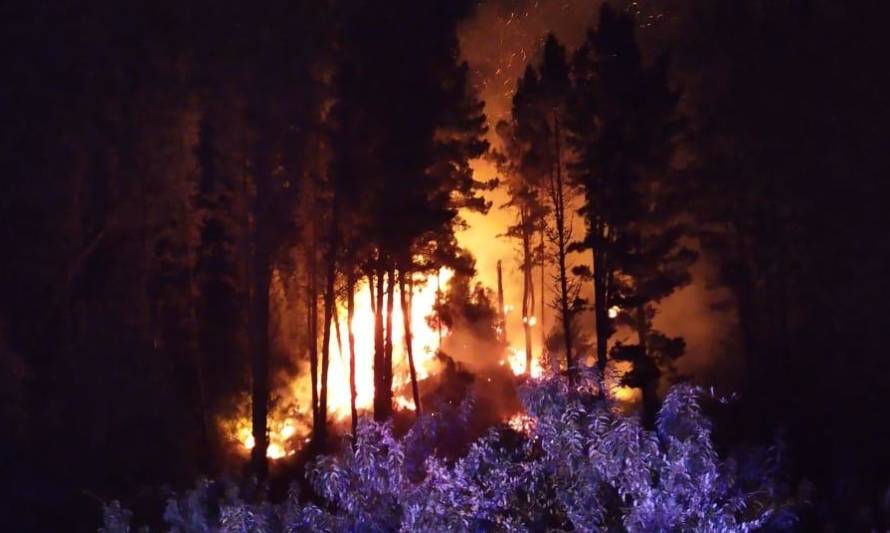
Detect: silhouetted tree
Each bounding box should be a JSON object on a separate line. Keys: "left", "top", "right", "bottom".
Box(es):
{"left": 334, "top": 0, "right": 489, "bottom": 421}
{"left": 494, "top": 120, "right": 548, "bottom": 374}
{"left": 511, "top": 36, "right": 580, "bottom": 377}
{"left": 567, "top": 5, "right": 692, "bottom": 419}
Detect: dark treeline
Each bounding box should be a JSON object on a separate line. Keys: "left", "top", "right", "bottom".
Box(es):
{"left": 673, "top": 2, "right": 890, "bottom": 527}
{"left": 2, "top": 0, "right": 889, "bottom": 531}
{"left": 1, "top": 0, "right": 491, "bottom": 530}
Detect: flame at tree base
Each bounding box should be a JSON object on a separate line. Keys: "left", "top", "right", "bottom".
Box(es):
{"left": 223, "top": 266, "right": 643, "bottom": 459}
{"left": 224, "top": 269, "right": 453, "bottom": 459}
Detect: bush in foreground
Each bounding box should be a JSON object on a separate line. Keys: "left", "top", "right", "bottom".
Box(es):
{"left": 102, "top": 369, "right": 795, "bottom": 532}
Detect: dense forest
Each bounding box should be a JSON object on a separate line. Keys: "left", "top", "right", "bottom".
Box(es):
{"left": 2, "top": 0, "right": 889, "bottom": 531}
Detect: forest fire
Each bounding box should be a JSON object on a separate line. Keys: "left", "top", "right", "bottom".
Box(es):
{"left": 505, "top": 345, "right": 543, "bottom": 378}
{"left": 231, "top": 269, "right": 454, "bottom": 458}
{"left": 233, "top": 417, "right": 306, "bottom": 460}
{"left": 507, "top": 412, "right": 537, "bottom": 433}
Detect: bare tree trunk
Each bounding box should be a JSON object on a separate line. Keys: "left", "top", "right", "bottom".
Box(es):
{"left": 249, "top": 249, "right": 271, "bottom": 479}
{"left": 436, "top": 269, "right": 443, "bottom": 348}
{"left": 368, "top": 272, "right": 376, "bottom": 315}
{"left": 187, "top": 265, "right": 213, "bottom": 468}
{"left": 593, "top": 246, "right": 609, "bottom": 374}
{"left": 548, "top": 113, "right": 574, "bottom": 376}
{"left": 347, "top": 271, "right": 358, "bottom": 440}
{"left": 497, "top": 260, "right": 507, "bottom": 345}
{"left": 317, "top": 190, "right": 340, "bottom": 446}
{"left": 383, "top": 268, "right": 395, "bottom": 415}
{"left": 318, "top": 255, "right": 335, "bottom": 445}
{"left": 373, "top": 266, "right": 387, "bottom": 420}
{"left": 521, "top": 214, "right": 534, "bottom": 374}
{"left": 539, "top": 213, "right": 546, "bottom": 360}
{"left": 307, "top": 228, "right": 319, "bottom": 429}
{"left": 636, "top": 305, "right": 658, "bottom": 427}
{"left": 399, "top": 269, "right": 422, "bottom": 416}
{"left": 250, "top": 207, "right": 271, "bottom": 479}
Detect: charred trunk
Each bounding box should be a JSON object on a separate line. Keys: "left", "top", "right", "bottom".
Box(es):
{"left": 307, "top": 232, "right": 319, "bottom": 430}
{"left": 383, "top": 268, "right": 395, "bottom": 416}
{"left": 373, "top": 266, "right": 387, "bottom": 420}
{"left": 435, "top": 269, "right": 443, "bottom": 347}
{"left": 317, "top": 261, "right": 335, "bottom": 445}
{"left": 641, "top": 379, "right": 659, "bottom": 429}
{"left": 539, "top": 203, "right": 546, "bottom": 362}
{"left": 593, "top": 246, "right": 609, "bottom": 374}
{"left": 317, "top": 195, "right": 339, "bottom": 445}
{"left": 550, "top": 113, "right": 574, "bottom": 376}
{"left": 497, "top": 260, "right": 507, "bottom": 345}
{"left": 521, "top": 219, "right": 534, "bottom": 374}
{"left": 399, "top": 269, "right": 422, "bottom": 417}
{"left": 347, "top": 271, "right": 358, "bottom": 439}
{"left": 250, "top": 202, "right": 272, "bottom": 479}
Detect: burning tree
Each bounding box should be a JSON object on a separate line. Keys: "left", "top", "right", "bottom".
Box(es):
{"left": 330, "top": 0, "right": 492, "bottom": 425}
{"left": 504, "top": 36, "right": 584, "bottom": 378}
{"left": 493, "top": 119, "right": 548, "bottom": 378}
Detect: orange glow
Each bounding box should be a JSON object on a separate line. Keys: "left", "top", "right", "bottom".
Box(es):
{"left": 507, "top": 412, "right": 536, "bottom": 433}
{"left": 505, "top": 345, "right": 543, "bottom": 378}
{"left": 232, "top": 415, "right": 306, "bottom": 459}
{"left": 606, "top": 360, "right": 642, "bottom": 404}
{"left": 227, "top": 269, "right": 453, "bottom": 458}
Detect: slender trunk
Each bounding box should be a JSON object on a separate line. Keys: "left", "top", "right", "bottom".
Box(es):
{"left": 399, "top": 270, "right": 422, "bottom": 416}
{"left": 307, "top": 231, "right": 319, "bottom": 428}
{"left": 521, "top": 216, "right": 534, "bottom": 374}
{"left": 249, "top": 252, "right": 271, "bottom": 478}
{"left": 593, "top": 246, "right": 609, "bottom": 373}
{"left": 187, "top": 266, "right": 213, "bottom": 468}
{"left": 436, "top": 269, "right": 443, "bottom": 348}
{"left": 383, "top": 268, "right": 395, "bottom": 414}
{"left": 368, "top": 272, "right": 376, "bottom": 315}
{"left": 636, "top": 304, "right": 649, "bottom": 355}
{"left": 250, "top": 213, "right": 271, "bottom": 479}
{"left": 373, "top": 265, "right": 386, "bottom": 420}
{"left": 318, "top": 253, "right": 335, "bottom": 445}
{"left": 551, "top": 113, "right": 574, "bottom": 375}
{"left": 317, "top": 191, "right": 340, "bottom": 446}
{"left": 539, "top": 213, "right": 546, "bottom": 359}
{"left": 497, "top": 260, "right": 507, "bottom": 345}
{"left": 347, "top": 271, "right": 358, "bottom": 440}
{"left": 641, "top": 379, "right": 659, "bottom": 429}
{"left": 635, "top": 305, "right": 658, "bottom": 427}
{"left": 333, "top": 301, "right": 343, "bottom": 361}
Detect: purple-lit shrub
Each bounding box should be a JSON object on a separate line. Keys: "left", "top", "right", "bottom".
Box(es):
{"left": 102, "top": 368, "right": 791, "bottom": 532}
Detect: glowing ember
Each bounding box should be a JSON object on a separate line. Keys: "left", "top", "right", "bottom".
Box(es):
{"left": 507, "top": 412, "right": 536, "bottom": 433}
{"left": 506, "top": 345, "right": 543, "bottom": 378}
{"left": 605, "top": 360, "right": 642, "bottom": 404}
{"left": 232, "top": 415, "right": 307, "bottom": 460}
{"left": 395, "top": 395, "right": 417, "bottom": 411}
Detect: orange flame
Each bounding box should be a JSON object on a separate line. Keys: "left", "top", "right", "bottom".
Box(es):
{"left": 230, "top": 269, "right": 453, "bottom": 458}
{"left": 505, "top": 345, "right": 543, "bottom": 378}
